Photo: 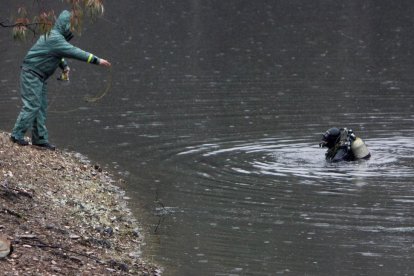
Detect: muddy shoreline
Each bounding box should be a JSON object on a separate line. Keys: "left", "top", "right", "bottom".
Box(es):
{"left": 0, "top": 131, "right": 162, "bottom": 275}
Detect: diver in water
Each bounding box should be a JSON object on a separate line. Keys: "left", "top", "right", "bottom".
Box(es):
{"left": 319, "top": 127, "right": 371, "bottom": 162}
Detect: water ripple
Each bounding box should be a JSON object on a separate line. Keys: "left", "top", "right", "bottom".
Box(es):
{"left": 178, "top": 136, "right": 414, "bottom": 182}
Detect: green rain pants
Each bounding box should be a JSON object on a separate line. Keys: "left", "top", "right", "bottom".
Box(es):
{"left": 12, "top": 70, "right": 49, "bottom": 144}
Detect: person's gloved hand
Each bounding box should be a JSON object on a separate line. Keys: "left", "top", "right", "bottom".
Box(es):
{"left": 99, "top": 59, "right": 111, "bottom": 67}
{"left": 58, "top": 66, "right": 70, "bottom": 81}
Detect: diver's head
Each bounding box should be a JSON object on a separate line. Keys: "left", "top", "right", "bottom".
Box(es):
{"left": 319, "top": 127, "right": 340, "bottom": 148}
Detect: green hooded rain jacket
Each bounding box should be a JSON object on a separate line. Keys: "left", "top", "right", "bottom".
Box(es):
{"left": 12, "top": 10, "right": 102, "bottom": 145}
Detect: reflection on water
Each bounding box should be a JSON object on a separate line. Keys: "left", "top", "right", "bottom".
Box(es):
{"left": 1, "top": 0, "right": 414, "bottom": 275}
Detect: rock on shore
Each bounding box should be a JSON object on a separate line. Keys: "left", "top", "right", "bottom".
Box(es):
{"left": 0, "top": 131, "right": 162, "bottom": 275}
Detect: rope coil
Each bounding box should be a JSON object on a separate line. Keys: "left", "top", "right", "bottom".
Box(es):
{"left": 49, "top": 67, "right": 112, "bottom": 114}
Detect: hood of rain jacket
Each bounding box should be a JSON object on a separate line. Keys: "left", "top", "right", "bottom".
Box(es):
{"left": 53, "top": 10, "right": 74, "bottom": 41}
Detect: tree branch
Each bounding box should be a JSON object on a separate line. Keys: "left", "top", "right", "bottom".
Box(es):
{"left": 0, "top": 20, "right": 51, "bottom": 29}
{"left": 0, "top": 20, "right": 12, "bottom": 28}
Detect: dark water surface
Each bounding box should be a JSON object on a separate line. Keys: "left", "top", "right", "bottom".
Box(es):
{"left": 1, "top": 1, "right": 414, "bottom": 275}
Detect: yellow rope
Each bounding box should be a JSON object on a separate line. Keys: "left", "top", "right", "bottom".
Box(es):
{"left": 84, "top": 66, "right": 113, "bottom": 103}
{"left": 49, "top": 67, "right": 112, "bottom": 113}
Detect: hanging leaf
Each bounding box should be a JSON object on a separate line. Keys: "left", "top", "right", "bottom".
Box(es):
{"left": 70, "top": 4, "right": 84, "bottom": 35}
{"left": 12, "top": 17, "right": 30, "bottom": 41}
{"left": 85, "top": 0, "right": 105, "bottom": 20}
{"left": 34, "top": 10, "right": 55, "bottom": 36}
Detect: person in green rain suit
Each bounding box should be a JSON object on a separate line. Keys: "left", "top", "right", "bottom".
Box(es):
{"left": 11, "top": 10, "right": 111, "bottom": 150}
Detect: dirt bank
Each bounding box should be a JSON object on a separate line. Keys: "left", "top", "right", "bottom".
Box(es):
{"left": 0, "top": 131, "right": 162, "bottom": 275}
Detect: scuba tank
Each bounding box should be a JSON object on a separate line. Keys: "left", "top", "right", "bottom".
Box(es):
{"left": 351, "top": 137, "right": 370, "bottom": 159}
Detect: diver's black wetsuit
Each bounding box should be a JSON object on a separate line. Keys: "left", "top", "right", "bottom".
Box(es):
{"left": 320, "top": 128, "right": 370, "bottom": 163}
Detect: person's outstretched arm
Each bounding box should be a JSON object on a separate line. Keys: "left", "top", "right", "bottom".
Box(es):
{"left": 51, "top": 37, "right": 111, "bottom": 67}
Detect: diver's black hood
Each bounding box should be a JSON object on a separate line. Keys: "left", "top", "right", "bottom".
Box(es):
{"left": 320, "top": 127, "right": 340, "bottom": 148}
